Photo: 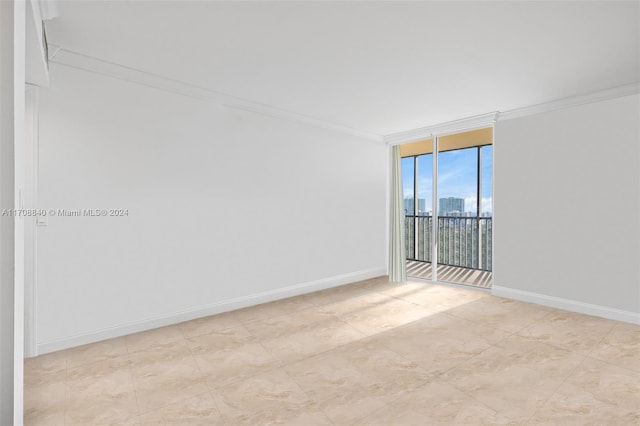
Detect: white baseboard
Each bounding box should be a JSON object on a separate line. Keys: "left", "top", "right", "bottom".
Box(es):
{"left": 36, "top": 267, "right": 387, "bottom": 355}
{"left": 492, "top": 285, "right": 640, "bottom": 325}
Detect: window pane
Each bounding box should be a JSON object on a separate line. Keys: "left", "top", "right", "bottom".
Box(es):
{"left": 401, "top": 157, "right": 414, "bottom": 216}
{"left": 481, "top": 145, "right": 493, "bottom": 216}
{"left": 437, "top": 147, "right": 478, "bottom": 217}
{"left": 415, "top": 153, "right": 433, "bottom": 263}
{"left": 416, "top": 154, "right": 432, "bottom": 216}
{"left": 401, "top": 156, "right": 415, "bottom": 260}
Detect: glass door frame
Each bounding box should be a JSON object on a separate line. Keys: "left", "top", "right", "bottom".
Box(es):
{"left": 400, "top": 126, "right": 494, "bottom": 287}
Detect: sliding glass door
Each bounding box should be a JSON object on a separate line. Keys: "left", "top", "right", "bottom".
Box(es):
{"left": 401, "top": 128, "right": 493, "bottom": 288}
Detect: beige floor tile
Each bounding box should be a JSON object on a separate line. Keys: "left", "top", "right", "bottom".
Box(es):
{"left": 517, "top": 310, "right": 618, "bottom": 354}
{"left": 529, "top": 358, "right": 640, "bottom": 425}
{"left": 258, "top": 316, "right": 366, "bottom": 364}
{"left": 322, "top": 293, "right": 434, "bottom": 336}
{"left": 284, "top": 345, "right": 379, "bottom": 404}
{"left": 447, "top": 296, "right": 555, "bottom": 333}
{"left": 177, "top": 311, "right": 244, "bottom": 339}
{"left": 588, "top": 321, "right": 640, "bottom": 372}
{"left": 186, "top": 325, "right": 279, "bottom": 387}
{"left": 65, "top": 359, "right": 138, "bottom": 426}
{"left": 528, "top": 382, "right": 640, "bottom": 425}
{"left": 242, "top": 306, "right": 338, "bottom": 340}
{"left": 23, "top": 280, "right": 638, "bottom": 425}
{"left": 65, "top": 397, "right": 139, "bottom": 426}
{"left": 66, "top": 358, "right": 133, "bottom": 395}
{"left": 339, "top": 304, "right": 433, "bottom": 336}
{"left": 357, "top": 380, "right": 515, "bottom": 426}
{"left": 136, "top": 382, "right": 211, "bottom": 417}
{"left": 129, "top": 340, "right": 197, "bottom": 379}
{"left": 370, "top": 314, "right": 510, "bottom": 377}
{"left": 562, "top": 357, "right": 640, "bottom": 408}
{"left": 114, "top": 416, "right": 142, "bottom": 426}
{"left": 24, "top": 350, "right": 67, "bottom": 378}
{"left": 447, "top": 315, "right": 513, "bottom": 345}
{"left": 352, "top": 275, "right": 393, "bottom": 290}
{"left": 24, "top": 371, "right": 66, "bottom": 426}
{"left": 130, "top": 344, "right": 208, "bottom": 414}
{"left": 309, "top": 382, "right": 406, "bottom": 424}
{"left": 285, "top": 339, "right": 429, "bottom": 423}
{"left": 243, "top": 304, "right": 366, "bottom": 364}
{"left": 185, "top": 324, "right": 257, "bottom": 352}
{"left": 195, "top": 341, "right": 280, "bottom": 388}
{"left": 24, "top": 405, "right": 66, "bottom": 426}
{"left": 360, "top": 280, "right": 432, "bottom": 299}
{"left": 444, "top": 336, "right": 581, "bottom": 383}
{"left": 492, "top": 335, "right": 586, "bottom": 378}
{"left": 334, "top": 338, "right": 431, "bottom": 391}
{"left": 125, "top": 324, "right": 185, "bottom": 355}
{"left": 66, "top": 337, "right": 129, "bottom": 369}
{"left": 232, "top": 296, "right": 317, "bottom": 323}
{"left": 212, "top": 369, "right": 322, "bottom": 424}
{"left": 390, "top": 280, "right": 490, "bottom": 312}
{"left": 138, "top": 392, "right": 222, "bottom": 425}
{"left": 298, "top": 282, "right": 373, "bottom": 306}
{"left": 394, "top": 312, "right": 511, "bottom": 345}
{"left": 236, "top": 409, "right": 334, "bottom": 425}
{"left": 318, "top": 291, "right": 397, "bottom": 318}
{"left": 130, "top": 335, "right": 191, "bottom": 362}
{"left": 458, "top": 365, "right": 562, "bottom": 423}
{"left": 443, "top": 344, "right": 566, "bottom": 422}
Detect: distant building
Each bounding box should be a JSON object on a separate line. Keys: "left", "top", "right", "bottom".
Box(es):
{"left": 404, "top": 198, "right": 426, "bottom": 215}
{"left": 439, "top": 197, "right": 464, "bottom": 215}
{"left": 404, "top": 198, "right": 412, "bottom": 214}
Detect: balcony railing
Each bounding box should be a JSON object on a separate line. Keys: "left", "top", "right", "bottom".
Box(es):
{"left": 405, "top": 215, "right": 492, "bottom": 271}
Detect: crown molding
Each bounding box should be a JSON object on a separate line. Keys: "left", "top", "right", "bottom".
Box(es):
{"left": 47, "top": 46, "right": 384, "bottom": 143}
{"left": 384, "top": 82, "right": 640, "bottom": 145}
{"left": 46, "top": 45, "right": 638, "bottom": 145}
{"left": 497, "top": 82, "right": 640, "bottom": 122}
{"left": 385, "top": 112, "right": 498, "bottom": 145}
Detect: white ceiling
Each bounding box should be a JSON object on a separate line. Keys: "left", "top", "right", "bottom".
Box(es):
{"left": 46, "top": 1, "right": 639, "bottom": 136}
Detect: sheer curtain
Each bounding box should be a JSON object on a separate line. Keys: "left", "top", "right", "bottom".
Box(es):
{"left": 389, "top": 145, "right": 407, "bottom": 282}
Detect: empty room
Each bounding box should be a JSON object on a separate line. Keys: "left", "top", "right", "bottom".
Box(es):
{"left": 1, "top": 1, "right": 639, "bottom": 425}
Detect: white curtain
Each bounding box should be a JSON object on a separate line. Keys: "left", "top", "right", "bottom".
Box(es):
{"left": 389, "top": 145, "right": 407, "bottom": 282}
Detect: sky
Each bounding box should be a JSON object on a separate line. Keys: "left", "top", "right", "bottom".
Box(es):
{"left": 402, "top": 145, "right": 492, "bottom": 215}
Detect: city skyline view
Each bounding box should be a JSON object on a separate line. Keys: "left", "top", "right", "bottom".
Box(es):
{"left": 402, "top": 145, "right": 493, "bottom": 216}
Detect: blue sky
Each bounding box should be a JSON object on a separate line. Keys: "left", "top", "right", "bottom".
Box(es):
{"left": 402, "top": 145, "right": 492, "bottom": 214}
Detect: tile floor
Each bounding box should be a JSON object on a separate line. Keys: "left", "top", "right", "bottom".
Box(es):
{"left": 25, "top": 277, "right": 640, "bottom": 425}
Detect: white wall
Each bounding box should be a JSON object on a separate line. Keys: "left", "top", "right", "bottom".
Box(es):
{"left": 494, "top": 94, "right": 640, "bottom": 322}
{"left": 37, "top": 65, "right": 387, "bottom": 352}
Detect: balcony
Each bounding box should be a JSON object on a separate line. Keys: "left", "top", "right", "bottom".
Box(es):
{"left": 405, "top": 215, "right": 492, "bottom": 288}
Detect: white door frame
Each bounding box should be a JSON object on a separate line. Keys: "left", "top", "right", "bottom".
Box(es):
{"left": 24, "top": 84, "right": 38, "bottom": 358}
{"left": 385, "top": 113, "right": 498, "bottom": 286}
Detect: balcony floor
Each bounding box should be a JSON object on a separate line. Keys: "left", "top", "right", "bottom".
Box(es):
{"left": 406, "top": 260, "right": 492, "bottom": 289}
